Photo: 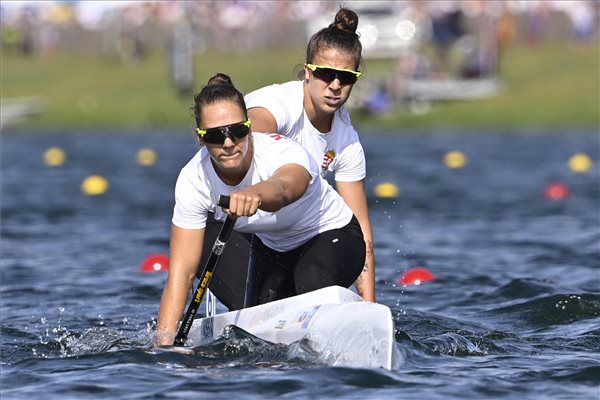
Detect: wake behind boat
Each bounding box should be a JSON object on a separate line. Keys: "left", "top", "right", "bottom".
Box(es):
{"left": 186, "top": 286, "right": 398, "bottom": 370}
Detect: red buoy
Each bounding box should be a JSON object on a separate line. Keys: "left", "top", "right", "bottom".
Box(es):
{"left": 140, "top": 253, "right": 170, "bottom": 273}
{"left": 399, "top": 267, "right": 436, "bottom": 285}
{"left": 544, "top": 182, "right": 570, "bottom": 201}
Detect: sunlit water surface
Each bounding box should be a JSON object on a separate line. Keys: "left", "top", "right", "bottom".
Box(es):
{"left": 1, "top": 129, "right": 599, "bottom": 399}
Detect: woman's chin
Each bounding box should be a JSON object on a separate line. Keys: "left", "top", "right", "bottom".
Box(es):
{"left": 218, "top": 155, "right": 243, "bottom": 169}
{"left": 320, "top": 100, "right": 343, "bottom": 114}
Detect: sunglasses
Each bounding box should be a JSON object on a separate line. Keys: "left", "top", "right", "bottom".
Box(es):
{"left": 306, "top": 64, "right": 362, "bottom": 85}
{"left": 196, "top": 120, "right": 252, "bottom": 144}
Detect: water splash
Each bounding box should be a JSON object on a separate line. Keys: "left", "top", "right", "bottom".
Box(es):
{"left": 422, "top": 332, "right": 487, "bottom": 357}
{"left": 187, "top": 325, "right": 321, "bottom": 368}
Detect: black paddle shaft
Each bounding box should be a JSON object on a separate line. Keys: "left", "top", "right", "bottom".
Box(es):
{"left": 174, "top": 195, "right": 233, "bottom": 346}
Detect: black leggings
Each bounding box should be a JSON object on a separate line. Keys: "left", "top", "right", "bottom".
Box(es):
{"left": 244, "top": 216, "right": 366, "bottom": 307}
{"left": 201, "top": 214, "right": 365, "bottom": 310}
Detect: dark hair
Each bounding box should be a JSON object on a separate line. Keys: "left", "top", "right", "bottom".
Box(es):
{"left": 298, "top": 7, "right": 363, "bottom": 79}
{"left": 192, "top": 73, "right": 247, "bottom": 128}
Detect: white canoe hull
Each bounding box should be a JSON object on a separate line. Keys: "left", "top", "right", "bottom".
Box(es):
{"left": 187, "top": 286, "right": 397, "bottom": 369}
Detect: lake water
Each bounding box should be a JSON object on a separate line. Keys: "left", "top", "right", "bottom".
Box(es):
{"left": 1, "top": 129, "right": 599, "bottom": 399}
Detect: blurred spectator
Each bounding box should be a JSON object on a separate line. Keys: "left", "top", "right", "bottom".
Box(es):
{"left": 525, "top": 1, "right": 551, "bottom": 47}
{"left": 564, "top": 1, "right": 596, "bottom": 46}
{"left": 497, "top": 4, "right": 516, "bottom": 49}
{"left": 429, "top": 2, "right": 466, "bottom": 77}
{"left": 364, "top": 82, "right": 393, "bottom": 116}
{"left": 18, "top": 7, "right": 35, "bottom": 56}
{"left": 167, "top": 9, "right": 195, "bottom": 97}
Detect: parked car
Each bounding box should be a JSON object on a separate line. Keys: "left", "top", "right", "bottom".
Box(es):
{"left": 304, "top": 2, "right": 426, "bottom": 59}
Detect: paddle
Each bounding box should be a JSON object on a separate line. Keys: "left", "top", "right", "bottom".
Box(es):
{"left": 173, "top": 195, "right": 235, "bottom": 346}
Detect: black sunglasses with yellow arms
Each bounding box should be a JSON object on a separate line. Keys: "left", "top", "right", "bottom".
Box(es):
{"left": 196, "top": 120, "right": 252, "bottom": 144}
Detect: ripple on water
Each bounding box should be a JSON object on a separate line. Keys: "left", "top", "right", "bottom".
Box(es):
{"left": 486, "top": 293, "right": 600, "bottom": 328}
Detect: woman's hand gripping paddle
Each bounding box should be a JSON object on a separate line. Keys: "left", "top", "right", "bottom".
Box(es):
{"left": 173, "top": 195, "right": 234, "bottom": 346}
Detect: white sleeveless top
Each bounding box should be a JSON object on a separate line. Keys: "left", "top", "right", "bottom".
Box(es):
{"left": 172, "top": 132, "right": 353, "bottom": 252}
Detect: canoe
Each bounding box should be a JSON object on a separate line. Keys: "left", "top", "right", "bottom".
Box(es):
{"left": 187, "top": 286, "right": 397, "bottom": 369}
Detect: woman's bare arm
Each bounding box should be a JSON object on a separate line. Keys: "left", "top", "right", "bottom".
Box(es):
{"left": 226, "top": 163, "right": 311, "bottom": 217}
{"left": 248, "top": 107, "right": 278, "bottom": 133}
{"left": 336, "top": 180, "right": 376, "bottom": 302}
{"left": 156, "top": 225, "right": 205, "bottom": 346}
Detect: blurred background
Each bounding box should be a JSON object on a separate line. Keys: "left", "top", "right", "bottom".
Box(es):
{"left": 1, "top": 0, "right": 598, "bottom": 130}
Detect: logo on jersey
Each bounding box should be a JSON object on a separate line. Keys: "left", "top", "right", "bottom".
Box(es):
{"left": 267, "top": 133, "right": 284, "bottom": 141}
{"left": 322, "top": 150, "right": 336, "bottom": 170}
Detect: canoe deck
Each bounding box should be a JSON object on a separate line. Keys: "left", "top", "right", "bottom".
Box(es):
{"left": 187, "top": 286, "right": 397, "bottom": 369}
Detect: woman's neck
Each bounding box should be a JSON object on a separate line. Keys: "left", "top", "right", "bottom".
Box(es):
{"left": 213, "top": 163, "right": 244, "bottom": 186}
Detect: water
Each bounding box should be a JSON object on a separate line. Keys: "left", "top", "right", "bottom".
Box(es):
{"left": 1, "top": 129, "right": 599, "bottom": 399}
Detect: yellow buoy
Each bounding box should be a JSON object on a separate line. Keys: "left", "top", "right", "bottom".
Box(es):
{"left": 43, "top": 147, "right": 66, "bottom": 167}
{"left": 443, "top": 151, "right": 468, "bottom": 169}
{"left": 136, "top": 148, "right": 157, "bottom": 166}
{"left": 81, "top": 175, "right": 109, "bottom": 196}
{"left": 374, "top": 182, "right": 400, "bottom": 198}
{"left": 568, "top": 153, "right": 593, "bottom": 173}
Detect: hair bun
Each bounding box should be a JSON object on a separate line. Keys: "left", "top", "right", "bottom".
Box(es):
{"left": 207, "top": 73, "right": 233, "bottom": 87}
{"left": 328, "top": 8, "right": 358, "bottom": 34}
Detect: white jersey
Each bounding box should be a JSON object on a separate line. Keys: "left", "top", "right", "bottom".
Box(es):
{"left": 245, "top": 80, "right": 366, "bottom": 182}
{"left": 172, "top": 132, "right": 353, "bottom": 252}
